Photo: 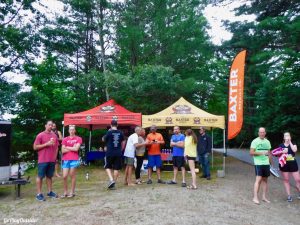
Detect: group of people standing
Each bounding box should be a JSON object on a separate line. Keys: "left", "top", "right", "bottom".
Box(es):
{"left": 32, "top": 120, "right": 299, "bottom": 204}
{"left": 103, "top": 121, "right": 212, "bottom": 190}
{"left": 250, "top": 127, "right": 300, "bottom": 204}
{"left": 32, "top": 119, "right": 213, "bottom": 201}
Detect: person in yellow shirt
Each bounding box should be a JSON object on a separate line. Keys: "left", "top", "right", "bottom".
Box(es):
{"left": 184, "top": 129, "right": 198, "bottom": 190}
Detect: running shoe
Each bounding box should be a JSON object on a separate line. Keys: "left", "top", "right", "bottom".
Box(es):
{"left": 107, "top": 180, "right": 115, "bottom": 189}
{"left": 157, "top": 179, "right": 166, "bottom": 184}
{"left": 167, "top": 180, "right": 177, "bottom": 184}
{"left": 47, "top": 191, "right": 58, "bottom": 198}
{"left": 287, "top": 195, "right": 293, "bottom": 202}
{"left": 36, "top": 193, "right": 46, "bottom": 201}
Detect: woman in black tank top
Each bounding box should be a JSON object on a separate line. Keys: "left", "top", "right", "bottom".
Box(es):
{"left": 278, "top": 132, "right": 300, "bottom": 202}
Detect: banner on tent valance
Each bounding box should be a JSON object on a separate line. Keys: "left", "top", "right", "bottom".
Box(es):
{"left": 143, "top": 116, "right": 224, "bottom": 128}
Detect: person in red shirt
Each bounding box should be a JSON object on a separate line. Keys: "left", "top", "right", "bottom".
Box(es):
{"left": 33, "top": 120, "right": 59, "bottom": 201}
{"left": 146, "top": 125, "right": 166, "bottom": 184}
{"left": 61, "top": 125, "right": 82, "bottom": 198}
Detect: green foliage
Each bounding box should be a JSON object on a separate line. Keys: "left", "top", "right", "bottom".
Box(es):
{"left": 1, "top": 0, "right": 298, "bottom": 161}
{"left": 107, "top": 64, "right": 182, "bottom": 113}
{"left": 223, "top": 0, "right": 300, "bottom": 146}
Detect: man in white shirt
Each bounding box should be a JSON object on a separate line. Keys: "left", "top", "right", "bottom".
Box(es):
{"left": 124, "top": 126, "right": 145, "bottom": 186}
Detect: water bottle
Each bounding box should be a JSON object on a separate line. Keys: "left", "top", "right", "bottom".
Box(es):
{"left": 86, "top": 172, "right": 89, "bottom": 180}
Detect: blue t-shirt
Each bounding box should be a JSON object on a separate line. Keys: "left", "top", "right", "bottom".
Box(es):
{"left": 104, "top": 129, "right": 124, "bottom": 157}
{"left": 171, "top": 134, "right": 185, "bottom": 156}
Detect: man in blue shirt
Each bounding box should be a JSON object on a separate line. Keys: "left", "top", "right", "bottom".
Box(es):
{"left": 167, "top": 126, "right": 186, "bottom": 187}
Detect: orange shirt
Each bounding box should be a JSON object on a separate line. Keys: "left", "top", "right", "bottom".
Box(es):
{"left": 146, "top": 132, "right": 164, "bottom": 155}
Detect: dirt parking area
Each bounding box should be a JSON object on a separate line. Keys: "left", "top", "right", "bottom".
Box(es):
{"left": 0, "top": 156, "right": 300, "bottom": 225}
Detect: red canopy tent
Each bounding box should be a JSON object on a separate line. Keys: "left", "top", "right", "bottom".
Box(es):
{"left": 63, "top": 99, "right": 141, "bottom": 151}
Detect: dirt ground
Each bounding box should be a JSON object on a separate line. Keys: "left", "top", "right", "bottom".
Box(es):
{"left": 1, "top": 156, "right": 300, "bottom": 225}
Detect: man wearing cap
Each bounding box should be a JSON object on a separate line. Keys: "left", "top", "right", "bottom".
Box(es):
{"left": 103, "top": 120, "right": 124, "bottom": 189}
{"left": 146, "top": 125, "right": 166, "bottom": 184}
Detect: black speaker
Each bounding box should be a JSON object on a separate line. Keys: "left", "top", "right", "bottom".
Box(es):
{"left": 0, "top": 121, "right": 11, "bottom": 167}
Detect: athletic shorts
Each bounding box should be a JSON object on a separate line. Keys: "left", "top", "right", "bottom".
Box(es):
{"left": 254, "top": 165, "right": 270, "bottom": 177}
{"left": 172, "top": 156, "right": 185, "bottom": 168}
{"left": 38, "top": 162, "right": 55, "bottom": 179}
{"left": 148, "top": 155, "right": 162, "bottom": 168}
{"left": 187, "top": 156, "right": 196, "bottom": 161}
{"left": 124, "top": 157, "right": 135, "bottom": 166}
{"left": 104, "top": 156, "right": 122, "bottom": 170}
{"left": 279, "top": 160, "right": 298, "bottom": 172}
{"left": 62, "top": 160, "right": 80, "bottom": 169}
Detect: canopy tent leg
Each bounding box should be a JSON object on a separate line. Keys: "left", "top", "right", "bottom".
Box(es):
{"left": 88, "top": 129, "right": 92, "bottom": 152}
{"left": 223, "top": 128, "right": 226, "bottom": 175}
{"left": 211, "top": 128, "right": 214, "bottom": 168}
{"left": 62, "top": 121, "right": 65, "bottom": 138}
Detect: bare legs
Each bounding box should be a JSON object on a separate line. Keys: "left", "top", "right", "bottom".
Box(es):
{"left": 282, "top": 171, "right": 300, "bottom": 197}
{"left": 63, "top": 168, "right": 77, "bottom": 195}
{"left": 253, "top": 176, "right": 269, "bottom": 204}
{"left": 106, "top": 169, "right": 119, "bottom": 182}
{"left": 291, "top": 172, "right": 300, "bottom": 192}
{"left": 172, "top": 167, "right": 178, "bottom": 182}
{"left": 124, "top": 165, "right": 135, "bottom": 186}
{"left": 36, "top": 177, "right": 42, "bottom": 194}
{"left": 172, "top": 166, "right": 186, "bottom": 183}
{"left": 253, "top": 176, "right": 262, "bottom": 204}
{"left": 188, "top": 160, "right": 196, "bottom": 188}
{"left": 261, "top": 177, "right": 270, "bottom": 202}
{"left": 55, "top": 162, "right": 61, "bottom": 177}
{"left": 36, "top": 177, "right": 53, "bottom": 195}
{"left": 148, "top": 168, "right": 161, "bottom": 180}
{"left": 148, "top": 168, "right": 152, "bottom": 180}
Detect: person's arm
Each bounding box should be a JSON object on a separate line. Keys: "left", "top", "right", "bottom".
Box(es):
{"left": 249, "top": 148, "right": 267, "bottom": 156}
{"left": 184, "top": 139, "right": 187, "bottom": 157}
{"left": 268, "top": 150, "right": 273, "bottom": 166}
{"left": 290, "top": 141, "right": 297, "bottom": 152}
{"left": 33, "top": 137, "right": 53, "bottom": 151}
{"left": 135, "top": 142, "right": 146, "bottom": 148}
{"left": 157, "top": 135, "right": 165, "bottom": 145}
{"left": 57, "top": 131, "right": 63, "bottom": 141}
{"left": 64, "top": 143, "right": 81, "bottom": 152}
{"left": 61, "top": 144, "right": 69, "bottom": 153}
{"left": 175, "top": 141, "right": 184, "bottom": 148}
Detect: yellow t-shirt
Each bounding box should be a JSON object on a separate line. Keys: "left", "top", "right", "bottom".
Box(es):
{"left": 184, "top": 136, "right": 197, "bottom": 157}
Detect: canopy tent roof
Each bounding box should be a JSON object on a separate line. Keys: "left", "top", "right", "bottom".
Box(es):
{"left": 64, "top": 99, "right": 141, "bottom": 130}
{"left": 142, "top": 97, "right": 225, "bottom": 129}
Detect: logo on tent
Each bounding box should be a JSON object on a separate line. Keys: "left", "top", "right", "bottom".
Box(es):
{"left": 172, "top": 105, "right": 192, "bottom": 114}
{"left": 193, "top": 117, "right": 201, "bottom": 124}
{"left": 165, "top": 117, "right": 173, "bottom": 124}
{"left": 100, "top": 105, "right": 115, "bottom": 112}
{"left": 86, "top": 115, "right": 92, "bottom": 122}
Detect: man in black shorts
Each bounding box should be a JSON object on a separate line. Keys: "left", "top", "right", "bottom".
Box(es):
{"left": 103, "top": 120, "right": 124, "bottom": 189}
{"left": 167, "top": 126, "right": 186, "bottom": 187}
{"left": 250, "top": 127, "right": 273, "bottom": 204}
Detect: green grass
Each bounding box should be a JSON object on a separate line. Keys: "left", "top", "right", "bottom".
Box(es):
{"left": 0, "top": 153, "right": 225, "bottom": 201}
